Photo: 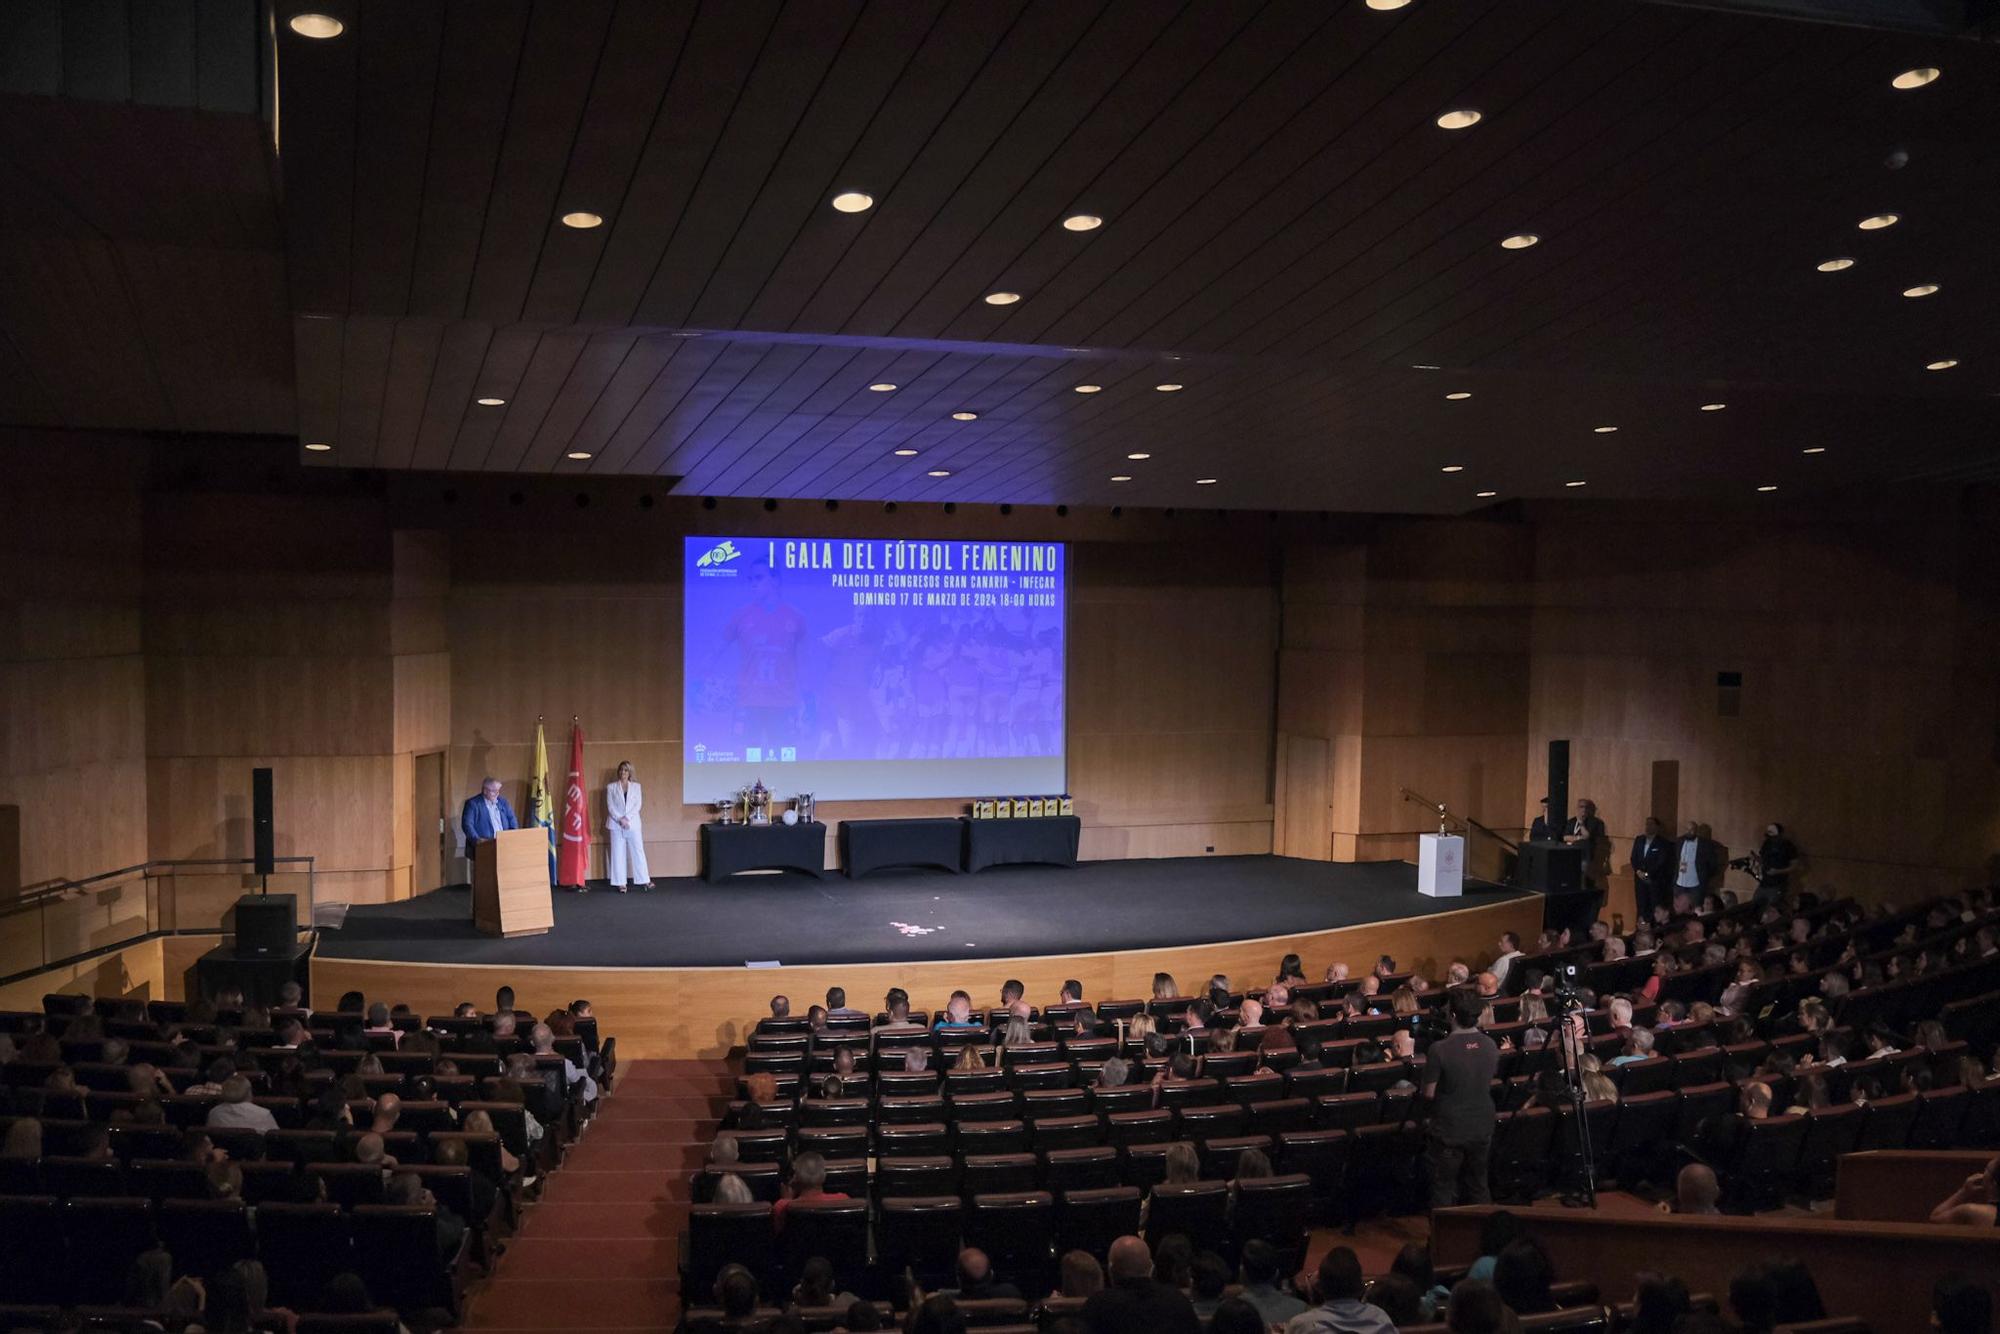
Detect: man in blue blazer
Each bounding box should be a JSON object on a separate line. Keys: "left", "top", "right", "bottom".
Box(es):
{"left": 461, "top": 777, "right": 519, "bottom": 849}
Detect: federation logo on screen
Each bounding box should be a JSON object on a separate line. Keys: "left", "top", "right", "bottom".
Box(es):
{"left": 696, "top": 539, "right": 743, "bottom": 570}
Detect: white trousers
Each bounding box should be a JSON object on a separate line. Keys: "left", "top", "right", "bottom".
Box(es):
{"left": 606, "top": 822, "right": 650, "bottom": 886}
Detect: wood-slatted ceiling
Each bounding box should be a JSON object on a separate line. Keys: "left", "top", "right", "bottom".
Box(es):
{"left": 255, "top": 2, "right": 2000, "bottom": 505}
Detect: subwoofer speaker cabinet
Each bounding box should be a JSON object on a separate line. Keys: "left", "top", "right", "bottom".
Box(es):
{"left": 233, "top": 893, "right": 296, "bottom": 957}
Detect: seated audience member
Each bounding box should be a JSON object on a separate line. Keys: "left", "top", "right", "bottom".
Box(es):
{"left": 950, "top": 1247, "right": 1021, "bottom": 1302}
{"left": 1933, "top": 1274, "right": 1993, "bottom": 1334}
{"left": 909, "top": 1295, "right": 968, "bottom": 1334}
{"left": 1083, "top": 1236, "right": 1201, "bottom": 1334}
{"left": 1162, "top": 1141, "right": 1200, "bottom": 1185}
{"left": 1386, "top": 1244, "right": 1450, "bottom": 1322}
{"left": 715, "top": 1264, "right": 761, "bottom": 1325}
{"left": 387, "top": 1170, "right": 465, "bottom": 1261}
{"left": 772, "top": 1151, "right": 848, "bottom": 1230}
{"left": 1056, "top": 1249, "right": 1105, "bottom": 1300}
{"left": 531, "top": 1021, "right": 598, "bottom": 1100}
{"left": 1189, "top": 1251, "right": 1231, "bottom": 1321}
{"left": 1609, "top": 1026, "right": 1656, "bottom": 1066}
{"left": 1059, "top": 979, "right": 1084, "bottom": 1005}
{"left": 1326, "top": 962, "right": 1351, "bottom": 983}
{"left": 933, "top": 992, "right": 982, "bottom": 1032}
{"left": 1445, "top": 1280, "right": 1510, "bottom": 1334}
{"left": 1209, "top": 1298, "right": 1266, "bottom": 1334}
{"left": 1466, "top": 1210, "right": 1527, "bottom": 1282}
{"left": 845, "top": 1298, "right": 885, "bottom": 1333}
{"left": 1097, "top": 1056, "right": 1131, "bottom": 1089}
{"left": 1285, "top": 1246, "right": 1394, "bottom": 1334}
{"left": 769, "top": 994, "right": 791, "bottom": 1021}
{"left": 1491, "top": 1239, "right": 1555, "bottom": 1316}
{"left": 1364, "top": 1275, "right": 1423, "bottom": 1329}
{"left": 1673, "top": 1163, "right": 1722, "bottom": 1215}
{"left": 1628, "top": 1273, "right": 1691, "bottom": 1334}
{"left": 461, "top": 1108, "right": 521, "bottom": 1177}
{"left": 825, "top": 987, "right": 866, "bottom": 1021}
{"left": 1237, "top": 1240, "right": 1306, "bottom": 1327}
{"left": 206, "top": 1076, "right": 278, "bottom": 1133}
{"left": 210, "top": 1259, "right": 295, "bottom": 1334}
{"left": 1930, "top": 1155, "right": 2000, "bottom": 1225}
{"left": 712, "top": 1173, "right": 754, "bottom": 1204}
{"left": 1, "top": 1117, "right": 43, "bottom": 1159}
{"left": 792, "top": 1255, "right": 861, "bottom": 1310}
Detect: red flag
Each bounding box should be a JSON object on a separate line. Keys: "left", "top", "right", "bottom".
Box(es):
{"left": 558, "top": 721, "right": 590, "bottom": 888}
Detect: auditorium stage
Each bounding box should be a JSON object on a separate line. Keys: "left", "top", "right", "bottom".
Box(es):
{"left": 310, "top": 856, "right": 1543, "bottom": 1059}
{"left": 318, "top": 855, "right": 1528, "bottom": 968}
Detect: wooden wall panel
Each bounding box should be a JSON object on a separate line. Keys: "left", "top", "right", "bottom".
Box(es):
{"left": 146, "top": 754, "right": 398, "bottom": 893}
{"left": 1524, "top": 506, "right": 2000, "bottom": 903}
{"left": 313, "top": 893, "right": 1542, "bottom": 1060}
{"left": 392, "top": 651, "right": 451, "bottom": 753}
{"left": 145, "top": 654, "right": 394, "bottom": 757}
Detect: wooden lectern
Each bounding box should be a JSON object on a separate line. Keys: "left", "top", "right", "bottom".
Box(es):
{"left": 473, "top": 828, "right": 554, "bottom": 938}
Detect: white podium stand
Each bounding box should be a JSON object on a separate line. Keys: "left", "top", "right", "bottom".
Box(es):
{"left": 1418, "top": 833, "right": 1465, "bottom": 898}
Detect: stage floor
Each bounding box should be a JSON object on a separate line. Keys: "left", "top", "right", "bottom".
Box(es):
{"left": 316, "top": 855, "right": 1525, "bottom": 968}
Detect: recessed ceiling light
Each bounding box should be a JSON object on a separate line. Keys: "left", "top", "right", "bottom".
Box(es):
{"left": 1061, "top": 214, "right": 1103, "bottom": 232}
{"left": 303, "top": 442, "right": 332, "bottom": 452}
{"left": 1802, "top": 447, "right": 1827, "bottom": 454}
{"left": 1817, "top": 257, "right": 1855, "bottom": 272}
{"left": 1476, "top": 490, "right": 1498, "bottom": 498}
{"left": 289, "top": 13, "right": 343, "bottom": 38}
{"left": 566, "top": 451, "right": 592, "bottom": 460}
{"left": 1592, "top": 425, "right": 1618, "bottom": 434}
{"left": 1127, "top": 452, "right": 1151, "bottom": 460}
{"left": 830, "top": 191, "right": 874, "bottom": 213}
{"left": 950, "top": 411, "right": 978, "bottom": 421}
{"left": 1903, "top": 283, "right": 1940, "bottom": 298}
{"left": 1926, "top": 358, "right": 1958, "bottom": 370}
{"left": 1195, "top": 478, "right": 1218, "bottom": 485}
{"left": 1440, "top": 465, "right": 1464, "bottom": 473}
{"left": 1074, "top": 384, "right": 1102, "bottom": 394}
{"left": 893, "top": 448, "right": 919, "bottom": 457}
{"left": 1155, "top": 383, "right": 1183, "bottom": 392}
{"left": 1857, "top": 213, "right": 1899, "bottom": 230}
{"left": 1564, "top": 480, "right": 1587, "bottom": 488}
{"left": 1110, "top": 475, "right": 1132, "bottom": 482}
{"left": 1445, "top": 391, "right": 1472, "bottom": 401}
{"left": 1436, "top": 108, "right": 1482, "bottom": 130}
{"left": 1412, "top": 364, "right": 1442, "bottom": 371}
{"left": 869, "top": 382, "right": 897, "bottom": 392}
{"left": 983, "top": 291, "right": 1021, "bottom": 306}
{"left": 1891, "top": 67, "right": 1940, "bottom": 90}
{"left": 1366, "top": 0, "right": 1413, "bottom": 9}
{"left": 1757, "top": 484, "right": 1778, "bottom": 492}
{"left": 476, "top": 397, "right": 506, "bottom": 407}
{"left": 1500, "top": 232, "right": 1540, "bottom": 250}
{"left": 561, "top": 211, "right": 603, "bottom": 229}
{"left": 927, "top": 469, "right": 951, "bottom": 477}
{"left": 1700, "top": 403, "right": 1726, "bottom": 412}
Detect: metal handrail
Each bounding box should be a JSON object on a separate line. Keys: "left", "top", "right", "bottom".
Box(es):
{"left": 1398, "top": 787, "right": 1520, "bottom": 853}
{"left": 3, "top": 856, "right": 317, "bottom": 917}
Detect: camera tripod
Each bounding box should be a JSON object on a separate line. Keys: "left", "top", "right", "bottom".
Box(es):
{"left": 1552, "top": 988, "right": 1600, "bottom": 1209}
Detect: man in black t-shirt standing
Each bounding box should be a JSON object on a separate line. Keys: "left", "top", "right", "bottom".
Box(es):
{"left": 1420, "top": 989, "right": 1500, "bottom": 1207}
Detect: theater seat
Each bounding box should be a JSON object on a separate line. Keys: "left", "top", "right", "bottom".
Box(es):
{"left": 0, "top": 1196, "right": 64, "bottom": 1303}
{"left": 1797, "top": 1104, "right": 1866, "bottom": 1198}
{"left": 1010, "top": 1063, "right": 1072, "bottom": 1092}
{"left": 963, "top": 1192, "right": 1056, "bottom": 1295}
{"left": 780, "top": 1199, "right": 870, "bottom": 1294}
{"left": 950, "top": 1091, "right": 1019, "bottom": 1124}
{"left": 1057, "top": 1186, "right": 1141, "bottom": 1262}
{"left": 877, "top": 1196, "right": 962, "bottom": 1287}
{"left": 962, "top": 1152, "right": 1040, "bottom": 1195}
{"left": 1176, "top": 1104, "right": 1248, "bottom": 1140}
{"left": 127, "top": 1158, "right": 211, "bottom": 1202}
{"left": 258, "top": 1202, "right": 355, "bottom": 1307}
{"left": 878, "top": 1155, "right": 958, "bottom": 1198}
{"left": 1042, "top": 1146, "right": 1120, "bottom": 1193}
{"left": 682, "top": 1203, "right": 772, "bottom": 1295}
{"left": 1489, "top": 1107, "right": 1558, "bottom": 1203}
{"left": 1734, "top": 1114, "right": 1807, "bottom": 1211}
{"left": 1144, "top": 1180, "right": 1230, "bottom": 1253}
{"left": 63, "top": 1197, "right": 157, "bottom": 1305}
{"left": 295, "top": 1312, "right": 403, "bottom": 1334}
{"left": 1519, "top": 1307, "right": 1610, "bottom": 1333}
{"left": 1248, "top": 1097, "right": 1314, "bottom": 1136}
{"left": 308, "top": 1162, "right": 387, "bottom": 1209}
{"left": 159, "top": 1198, "right": 254, "bottom": 1281}
{"left": 1023, "top": 1089, "right": 1088, "bottom": 1120}
{"left": 958, "top": 1120, "right": 1030, "bottom": 1157}
{"left": 1106, "top": 1109, "right": 1172, "bottom": 1146}
{"left": 1673, "top": 1083, "right": 1738, "bottom": 1144}
{"left": 1348, "top": 1122, "right": 1426, "bottom": 1220}
{"left": 1907, "top": 1086, "right": 1968, "bottom": 1150}
{"left": 352, "top": 1205, "right": 457, "bottom": 1314}
{"left": 1031, "top": 1115, "right": 1101, "bottom": 1152}
{"left": 1603, "top": 1090, "right": 1677, "bottom": 1188}
{"left": 1090, "top": 1086, "right": 1154, "bottom": 1115}
{"left": 1273, "top": 1129, "right": 1350, "bottom": 1207}
{"left": 1198, "top": 1135, "right": 1272, "bottom": 1181}
{"left": 797, "top": 1126, "right": 870, "bottom": 1161}
{"left": 1230, "top": 1173, "right": 1312, "bottom": 1270}
{"left": 1857, "top": 1092, "right": 1919, "bottom": 1151}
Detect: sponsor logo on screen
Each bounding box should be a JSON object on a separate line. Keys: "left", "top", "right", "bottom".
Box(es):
{"left": 780, "top": 747, "right": 797, "bottom": 762}
{"left": 696, "top": 539, "right": 743, "bottom": 571}
{"left": 746, "top": 747, "right": 762, "bottom": 762}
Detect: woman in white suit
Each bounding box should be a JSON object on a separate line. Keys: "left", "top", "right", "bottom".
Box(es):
{"left": 605, "top": 760, "right": 652, "bottom": 892}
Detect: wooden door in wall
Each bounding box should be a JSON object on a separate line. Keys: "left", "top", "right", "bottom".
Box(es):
{"left": 1275, "top": 734, "right": 1333, "bottom": 861}
{"left": 413, "top": 751, "right": 447, "bottom": 893}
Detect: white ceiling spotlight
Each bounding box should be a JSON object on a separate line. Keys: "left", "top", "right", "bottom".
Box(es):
{"left": 1436, "top": 108, "right": 1482, "bottom": 130}
{"left": 289, "top": 13, "right": 343, "bottom": 38}
{"left": 830, "top": 191, "right": 875, "bottom": 213}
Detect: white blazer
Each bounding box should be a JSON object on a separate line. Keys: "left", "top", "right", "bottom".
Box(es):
{"left": 606, "top": 779, "right": 644, "bottom": 830}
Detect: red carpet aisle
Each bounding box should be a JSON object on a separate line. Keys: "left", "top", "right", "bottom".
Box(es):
{"left": 464, "top": 1058, "right": 731, "bottom": 1333}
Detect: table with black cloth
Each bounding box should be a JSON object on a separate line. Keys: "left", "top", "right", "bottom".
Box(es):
{"left": 698, "top": 820, "right": 828, "bottom": 883}
{"left": 840, "top": 817, "right": 966, "bottom": 878}
{"left": 963, "top": 814, "right": 1081, "bottom": 872}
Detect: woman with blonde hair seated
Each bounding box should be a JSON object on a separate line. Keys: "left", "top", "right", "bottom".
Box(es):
{"left": 1151, "top": 973, "right": 1179, "bottom": 1001}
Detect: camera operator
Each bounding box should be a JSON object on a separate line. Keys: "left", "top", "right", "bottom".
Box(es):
{"left": 1420, "top": 988, "right": 1499, "bottom": 1207}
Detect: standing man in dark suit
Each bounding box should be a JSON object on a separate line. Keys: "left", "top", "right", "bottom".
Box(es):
{"left": 460, "top": 777, "right": 519, "bottom": 849}
{"left": 1673, "top": 820, "right": 1723, "bottom": 902}
{"left": 1565, "top": 798, "right": 1610, "bottom": 915}
{"left": 1528, "top": 796, "right": 1557, "bottom": 842}
{"left": 1630, "top": 817, "right": 1673, "bottom": 924}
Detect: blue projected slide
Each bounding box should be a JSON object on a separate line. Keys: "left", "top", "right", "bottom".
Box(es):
{"left": 682, "top": 536, "right": 1066, "bottom": 801}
